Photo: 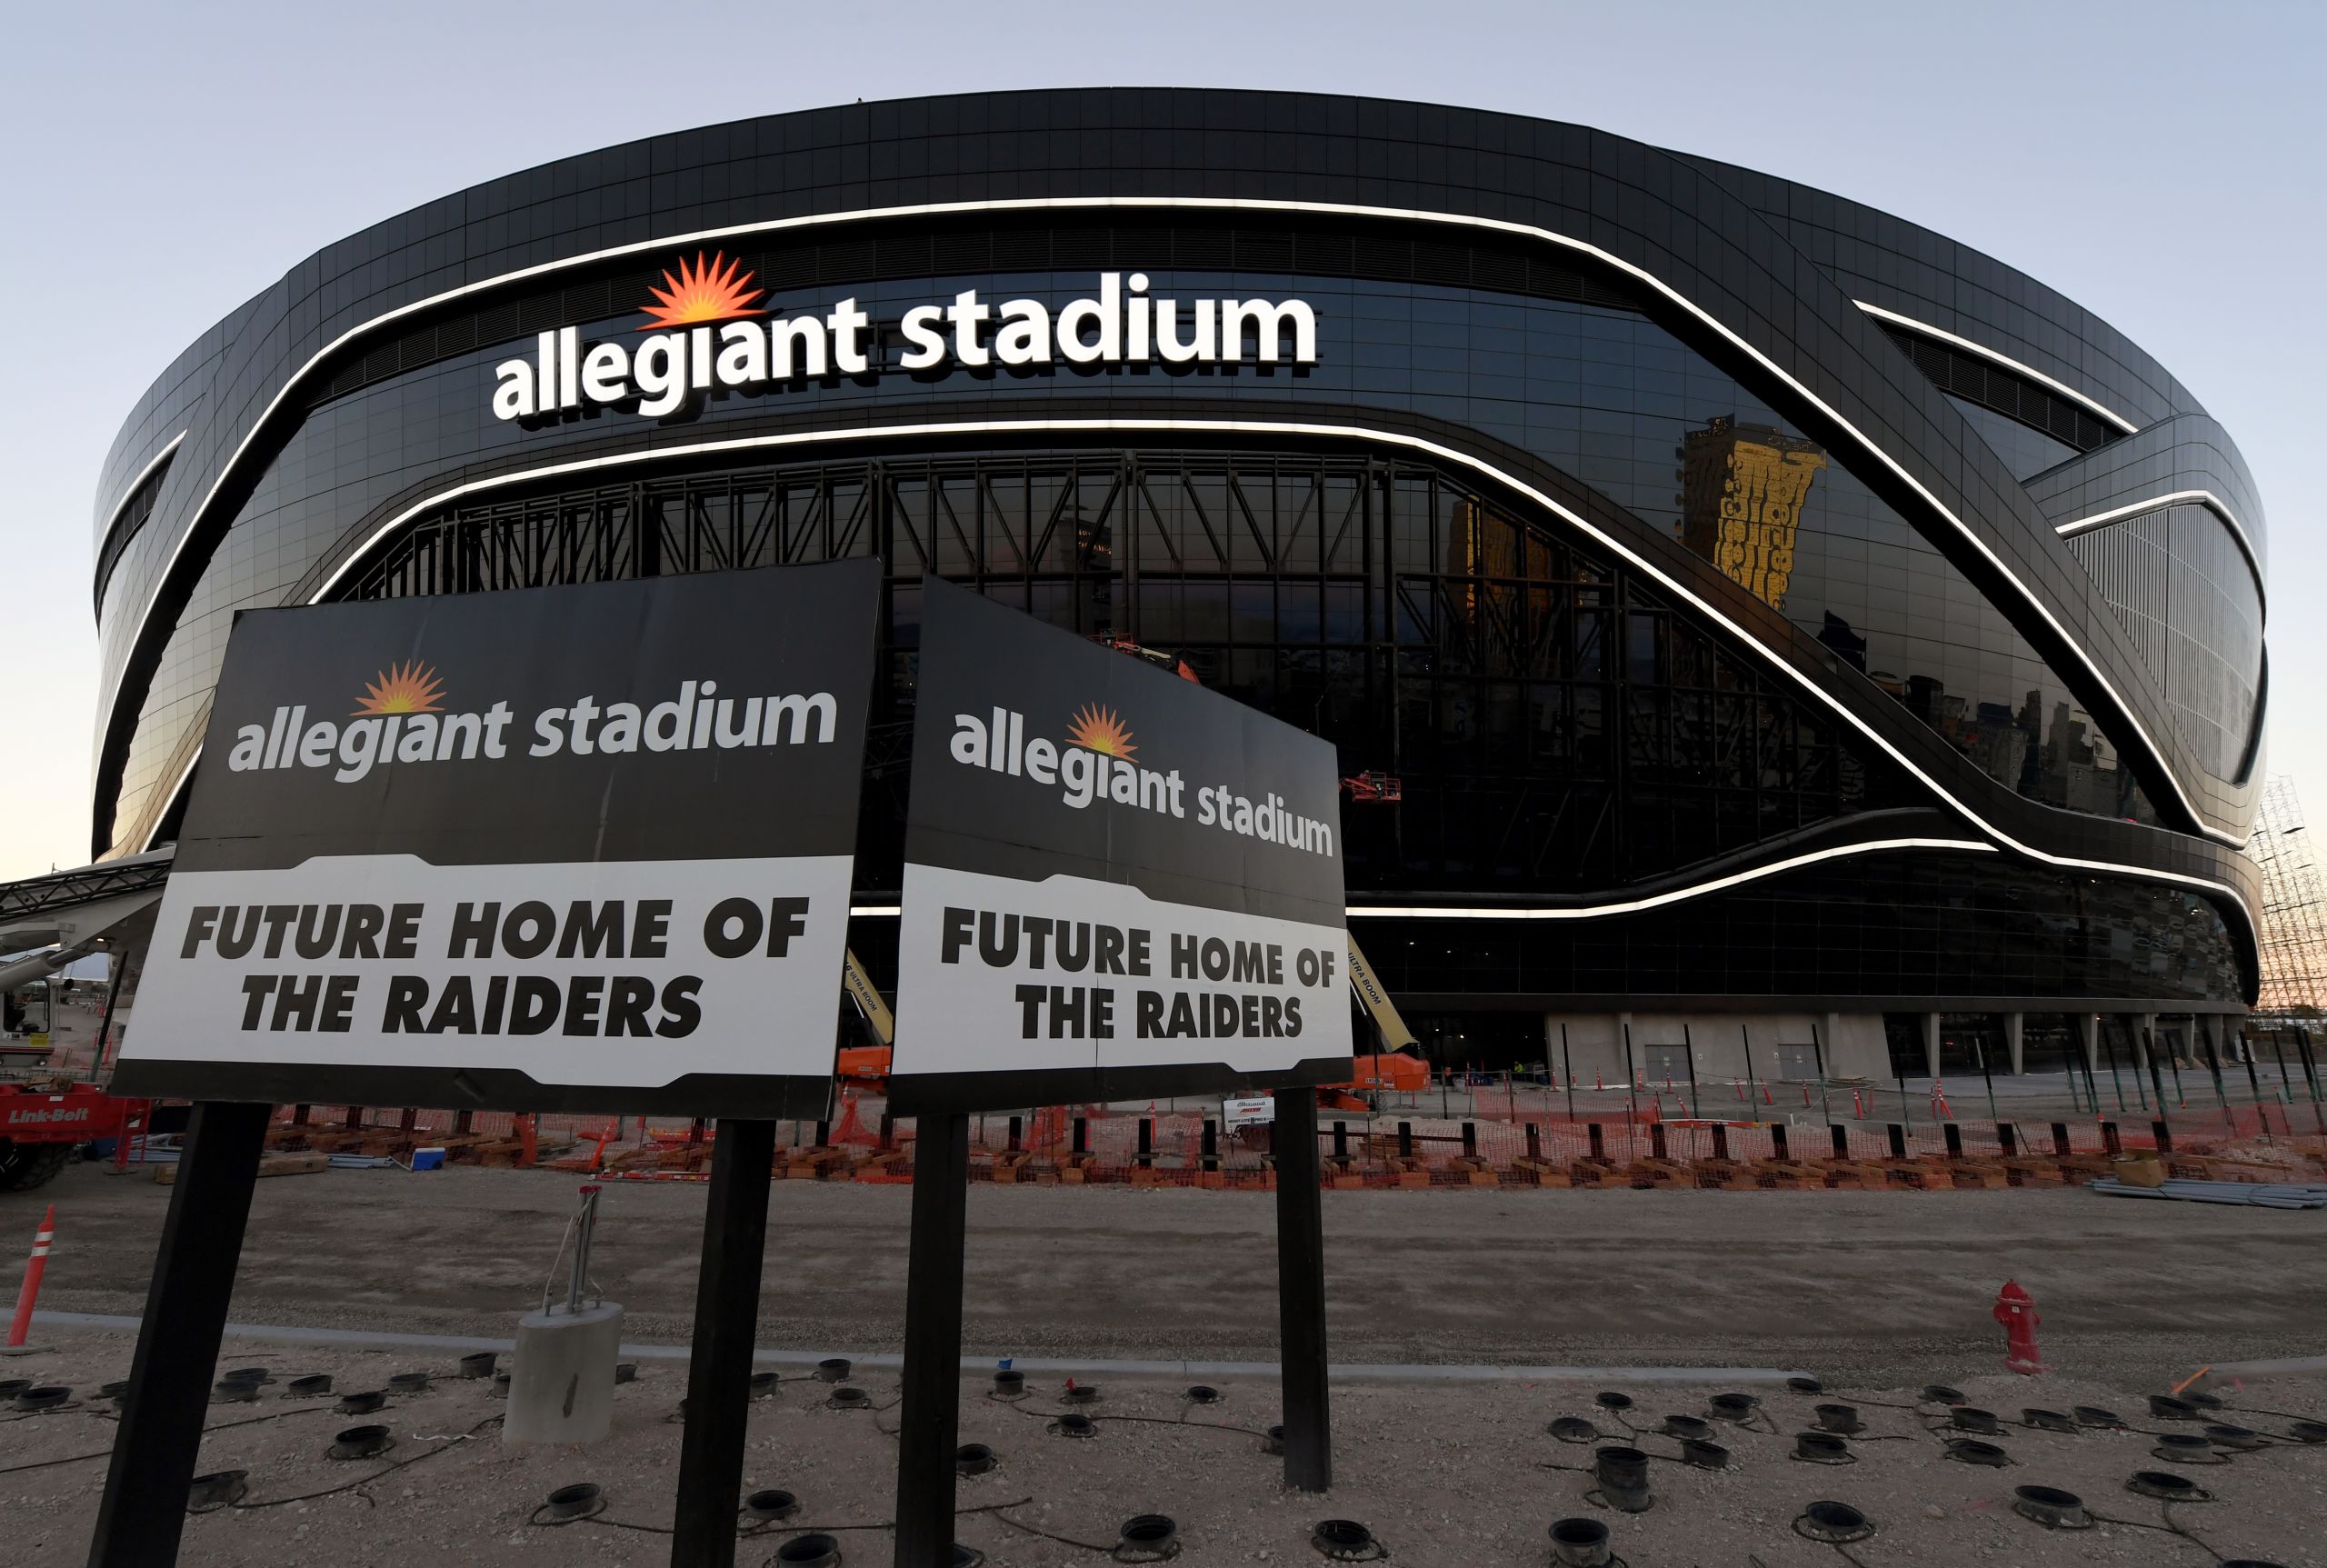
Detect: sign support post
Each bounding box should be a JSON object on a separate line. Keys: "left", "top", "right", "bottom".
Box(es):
{"left": 893, "top": 1111, "right": 970, "bottom": 1567}
{"left": 671, "top": 1118, "right": 777, "bottom": 1568}
{"left": 1273, "top": 1085, "right": 1332, "bottom": 1491}
{"left": 88, "top": 1099, "right": 272, "bottom": 1567}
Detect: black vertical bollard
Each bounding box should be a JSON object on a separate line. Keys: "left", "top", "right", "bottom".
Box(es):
{"left": 1771, "top": 1124, "right": 1789, "bottom": 1162}
{"left": 1460, "top": 1122, "right": 1477, "bottom": 1159}
{"left": 1071, "top": 1117, "right": 1087, "bottom": 1155}
{"left": 2152, "top": 1119, "right": 2173, "bottom": 1154}
{"left": 2050, "top": 1122, "right": 2071, "bottom": 1156}
{"left": 1942, "top": 1123, "right": 1963, "bottom": 1159}
{"left": 1586, "top": 1122, "right": 1604, "bottom": 1161}
{"left": 1649, "top": 1124, "right": 1667, "bottom": 1161}
{"left": 1396, "top": 1121, "right": 1413, "bottom": 1160}
{"left": 1201, "top": 1119, "right": 1218, "bottom": 1170}
{"left": 1332, "top": 1120, "right": 1348, "bottom": 1160}
{"left": 1998, "top": 1123, "right": 2018, "bottom": 1157}
{"left": 1886, "top": 1124, "right": 1907, "bottom": 1160}
{"left": 2102, "top": 1122, "right": 2122, "bottom": 1155}
{"left": 1136, "top": 1118, "right": 1153, "bottom": 1166}
{"left": 1006, "top": 1115, "right": 1022, "bottom": 1153}
{"left": 1829, "top": 1124, "right": 1849, "bottom": 1160}
{"left": 1524, "top": 1123, "right": 1542, "bottom": 1160}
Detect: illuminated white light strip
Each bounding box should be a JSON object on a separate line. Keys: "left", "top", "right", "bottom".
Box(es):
{"left": 2057, "top": 489, "right": 2265, "bottom": 601}
{"left": 1853, "top": 302, "right": 2141, "bottom": 435}
{"left": 114, "top": 195, "right": 2230, "bottom": 847}
{"left": 294, "top": 414, "right": 2256, "bottom": 939}
{"left": 844, "top": 837, "right": 1992, "bottom": 921}
{"left": 138, "top": 744, "right": 201, "bottom": 854}
{"left": 97, "top": 430, "right": 186, "bottom": 546}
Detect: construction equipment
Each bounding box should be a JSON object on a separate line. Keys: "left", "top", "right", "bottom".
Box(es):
{"left": 0, "top": 1082, "right": 151, "bottom": 1191}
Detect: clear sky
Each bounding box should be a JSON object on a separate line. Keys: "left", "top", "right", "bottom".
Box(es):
{"left": 1, "top": 0, "right": 2318, "bottom": 880}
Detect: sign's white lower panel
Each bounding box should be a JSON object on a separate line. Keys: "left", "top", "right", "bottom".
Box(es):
{"left": 890, "top": 863, "right": 1351, "bottom": 1080}
{"left": 124, "top": 854, "right": 855, "bottom": 1090}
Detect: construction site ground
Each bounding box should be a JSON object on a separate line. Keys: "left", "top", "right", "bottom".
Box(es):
{"left": 17, "top": 1159, "right": 2323, "bottom": 1387}
{"left": 4, "top": 1333, "right": 2323, "bottom": 1566}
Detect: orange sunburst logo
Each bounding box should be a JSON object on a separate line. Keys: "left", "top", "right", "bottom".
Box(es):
{"left": 1065, "top": 704, "right": 1137, "bottom": 759}
{"left": 353, "top": 660, "right": 446, "bottom": 715}
{"left": 638, "top": 251, "right": 766, "bottom": 330}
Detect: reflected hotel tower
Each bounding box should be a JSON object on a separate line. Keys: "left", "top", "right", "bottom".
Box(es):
{"left": 1680, "top": 415, "right": 1826, "bottom": 614}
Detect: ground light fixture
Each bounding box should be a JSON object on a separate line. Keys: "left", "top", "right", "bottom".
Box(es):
{"left": 1793, "top": 1502, "right": 1875, "bottom": 1543}
{"left": 13, "top": 1385, "right": 71, "bottom": 1413}
{"left": 771, "top": 1532, "right": 842, "bottom": 1567}
{"left": 285, "top": 1374, "right": 333, "bottom": 1396}
{"left": 954, "top": 1443, "right": 995, "bottom": 1476}
{"left": 1183, "top": 1384, "right": 1221, "bottom": 1404}
{"left": 1592, "top": 1446, "right": 1653, "bottom": 1513}
{"left": 540, "top": 1483, "right": 605, "bottom": 1522}
{"left": 2010, "top": 1484, "right": 2092, "bottom": 1529}
{"left": 816, "top": 1358, "right": 853, "bottom": 1383}
{"left": 1793, "top": 1431, "right": 1853, "bottom": 1464}
{"left": 458, "top": 1352, "right": 495, "bottom": 1379}
{"left": 1813, "top": 1403, "right": 1864, "bottom": 1433}
{"left": 1310, "top": 1519, "right": 1382, "bottom": 1561}
{"left": 1116, "top": 1513, "right": 1179, "bottom": 1560}
{"left": 1548, "top": 1416, "right": 1599, "bottom": 1443}
{"left": 1051, "top": 1413, "right": 1097, "bottom": 1439}
{"left": 1944, "top": 1439, "right": 2011, "bottom": 1467}
{"left": 749, "top": 1371, "right": 781, "bottom": 1399}
{"left": 990, "top": 1369, "right": 1026, "bottom": 1399}
{"left": 2074, "top": 1404, "right": 2124, "bottom": 1428}
{"left": 741, "top": 1488, "right": 800, "bottom": 1523}
{"left": 1262, "top": 1423, "right": 1285, "bottom": 1453}
{"left": 2126, "top": 1471, "right": 2210, "bottom": 1502}
{"left": 825, "top": 1384, "right": 871, "bottom": 1410}
{"left": 335, "top": 1390, "right": 386, "bottom": 1414}
{"left": 2022, "top": 1407, "right": 2077, "bottom": 1433}
{"left": 185, "top": 1471, "right": 248, "bottom": 1513}
{"left": 1548, "top": 1516, "right": 1613, "bottom": 1567}
{"left": 1786, "top": 1376, "right": 1823, "bottom": 1394}
{"left": 387, "top": 1372, "right": 431, "bottom": 1393}
{"left": 326, "top": 1424, "right": 393, "bottom": 1461}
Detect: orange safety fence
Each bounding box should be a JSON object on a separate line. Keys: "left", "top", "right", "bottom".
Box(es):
{"left": 256, "top": 1097, "right": 2327, "bottom": 1186}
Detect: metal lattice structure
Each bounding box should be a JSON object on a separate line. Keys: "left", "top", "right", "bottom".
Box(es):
{"left": 2250, "top": 776, "right": 2327, "bottom": 1017}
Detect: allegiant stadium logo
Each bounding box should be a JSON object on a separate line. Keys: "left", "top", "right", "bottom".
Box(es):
{"left": 493, "top": 251, "right": 1320, "bottom": 424}
{"left": 225, "top": 660, "right": 841, "bottom": 784}
{"left": 948, "top": 701, "right": 1334, "bottom": 857}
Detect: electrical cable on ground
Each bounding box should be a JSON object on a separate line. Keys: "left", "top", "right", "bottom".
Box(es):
{"left": 229, "top": 1413, "right": 502, "bottom": 1511}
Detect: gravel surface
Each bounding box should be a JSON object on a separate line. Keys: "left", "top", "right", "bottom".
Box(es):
{"left": 19, "top": 1160, "right": 2325, "bottom": 1389}
{"left": 2, "top": 1332, "right": 2322, "bottom": 1565}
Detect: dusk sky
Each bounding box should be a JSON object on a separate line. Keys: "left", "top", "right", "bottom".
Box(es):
{"left": 4, "top": 0, "right": 2317, "bottom": 878}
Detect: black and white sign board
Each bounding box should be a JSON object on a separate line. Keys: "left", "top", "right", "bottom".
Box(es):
{"left": 114, "top": 562, "right": 881, "bottom": 1116}
{"left": 887, "top": 577, "right": 1352, "bottom": 1111}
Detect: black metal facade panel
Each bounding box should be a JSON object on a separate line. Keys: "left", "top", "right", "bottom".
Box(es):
{"left": 82, "top": 89, "right": 2267, "bottom": 1007}
{"left": 1696, "top": 155, "right": 2202, "bottom": 436}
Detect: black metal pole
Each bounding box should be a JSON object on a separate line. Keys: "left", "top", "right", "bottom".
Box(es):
{"left": 1273, "top": 1086, "right": 1331, "bottom": 1492}
{"left": 1681, "top": 1023, "right": 1701, "bottom": 1121}
{"left": 893, "top": 1111, "right": 971, "bottom": 1567}
{"left": 87, "top": 954, "right": 126, "bottom": 1079}
{"left": 2100, "top": 1018, "right": 2129, "bottom": 1113}
{"left": 87, "top": 1100, "right": 272, "bottom": 1567}
{"left": 1738, "top": 1023, "right": 1754, "bottom": 1110}
{"left": 1809, "top": 1020, "right": 1832, "bottom": 1124}
{"left": 1559, "top": 1023, "right": 1575, "bottom": 1125}
{"left": 671, "top": 1118, "right": 775, "bottom": 1568}
{"left": 1621, "top": 1023, "right": 1639, "bottom": 1158}
{"left": 2141, "top": 1022, "right": 2169, "bottom": 1116}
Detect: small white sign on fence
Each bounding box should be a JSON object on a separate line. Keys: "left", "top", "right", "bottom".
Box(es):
{"left": 1223, "top": 1095, "right": 1275, "bottom": 1130}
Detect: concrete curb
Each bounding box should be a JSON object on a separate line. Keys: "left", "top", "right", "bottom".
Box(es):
{"left": 31, "top": 1309, "right": 1807, "bottom": 1385}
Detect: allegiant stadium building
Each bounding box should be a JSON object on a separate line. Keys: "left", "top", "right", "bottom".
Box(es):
{"left": 86, "top": 90, "right": 2267, "bottom": 1086}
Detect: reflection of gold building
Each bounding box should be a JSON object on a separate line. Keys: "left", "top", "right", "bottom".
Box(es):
{"left": 1680, "top": 416, "right": 1826, "bottom": 611}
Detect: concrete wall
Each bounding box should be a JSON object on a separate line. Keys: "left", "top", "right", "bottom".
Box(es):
{"left": 1541, "top": 1012, "right": 1892, "bottom": 1086}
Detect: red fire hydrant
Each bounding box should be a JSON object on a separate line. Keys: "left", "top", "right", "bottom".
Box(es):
{"left": 1994, "top": 1280, "right": 2045, "bottom": 1374}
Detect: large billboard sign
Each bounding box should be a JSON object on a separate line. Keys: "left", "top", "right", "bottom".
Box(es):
{"left": 887, "top": 578, "right": 1352, "bottom": 1109}
{"left": 115, "top": 563, "right": 881, "bottom": 1115}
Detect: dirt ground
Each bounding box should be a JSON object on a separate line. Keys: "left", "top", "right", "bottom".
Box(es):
{"left": 16, "top": 1159, "right": 2325, "bottom": 1390}
{"left": 2, "top": 1333, "right": 2323, "bottom": 1566}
